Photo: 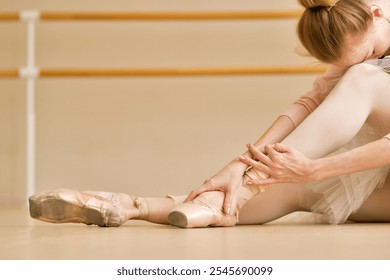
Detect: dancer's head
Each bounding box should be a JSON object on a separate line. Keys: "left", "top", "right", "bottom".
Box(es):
{"left": 297, "top": 0, "right": 390, "bottom": 66}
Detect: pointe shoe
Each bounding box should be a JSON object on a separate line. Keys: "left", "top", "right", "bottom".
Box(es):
{"left": 29, "top": 188, "right": 148, "bottom": 227}
{"left": 168, "top": 167, "right": 268, "bottom": 228}
{"left": 168, "top": 191, "right": 237, "bottom": 228}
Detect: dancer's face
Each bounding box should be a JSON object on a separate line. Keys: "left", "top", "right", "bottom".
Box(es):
{"left": 336, "top": 5, "right": 390, "bottom": 67}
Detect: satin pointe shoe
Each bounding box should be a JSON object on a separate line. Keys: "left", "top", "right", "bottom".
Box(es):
{"left": 168, "top": 167, "right": 268, "bottom": 228}
{"left": 168, "top": 191, "right": 237, "bottom": 228}
{"left": 29, "top": 188, "right": 149, "bottom": 227}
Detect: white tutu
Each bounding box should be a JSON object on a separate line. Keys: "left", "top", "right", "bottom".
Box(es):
{"left": 300, "top": 124, "right": 390, "bottom": 224}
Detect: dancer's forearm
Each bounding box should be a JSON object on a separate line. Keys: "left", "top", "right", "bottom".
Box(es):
{"left": 312, "top": 137, "right": 390, "bottom": 180}
{"left": 227, "top": 115, "right": 296, "bottom": 173}
{"left": 253, "top": 115, "right": 296, "bottom": 150}
{"left": 240, "top": 115, "right": 295, "bottom": 158}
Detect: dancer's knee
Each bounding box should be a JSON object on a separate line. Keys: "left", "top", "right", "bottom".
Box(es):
{"left": 343, "top": 63, "right": 388, "bottom": 89}
{"left": 346, "top": 63, "right": 382, "bottom": 78}
{"left": 335, "top": 63, "right": 389, "bottom": 105}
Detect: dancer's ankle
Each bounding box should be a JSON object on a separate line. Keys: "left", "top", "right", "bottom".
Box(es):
{"left": 236, "top": 167, "right": 268, "bottom": 209}
{"left": 130, "top": 196, "right": 149, "bottom": 220}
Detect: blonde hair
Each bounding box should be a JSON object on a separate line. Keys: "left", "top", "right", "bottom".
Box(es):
{"left": 297, "top": 0, "right": 373, "bottom": 63}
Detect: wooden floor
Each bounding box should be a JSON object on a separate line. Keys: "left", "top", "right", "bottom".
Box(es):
{"left": 1, "top": 205, "right": 390, "bottom": 260}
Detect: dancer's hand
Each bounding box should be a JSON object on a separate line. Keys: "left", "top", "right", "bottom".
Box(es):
{"left": 239, "top": 143, "right": 317, "bottom": 186}
{"left": 184, "top": 160, "right": 246, "bottom": 215}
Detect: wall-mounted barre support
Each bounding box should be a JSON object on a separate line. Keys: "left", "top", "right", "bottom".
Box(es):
{"left": 19, "top": 11, "right": 39, "bottom": 201}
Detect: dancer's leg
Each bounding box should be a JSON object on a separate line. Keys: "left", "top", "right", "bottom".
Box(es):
{"left": 282, "top": 63, "right": 390, "bottom": 158}
{"left": 92, "top": 193, "right": 187, "bottom": 224}
{"left": 238, "top": 183, "right": 306, "bottom": 224}
{"left": 349, "top": 176, "right": 390, "bottom": 222}
{"left": 29, "top": 189, "right": 186, "bottom": 226}
{"left": 143, "top": 195, "right": 186, "bottom": 224}
{"left": 238, "top": 64, "right": 390, "bottom": 224}
{"left": 238, "top": 177, "right": 390, "bottom": 224}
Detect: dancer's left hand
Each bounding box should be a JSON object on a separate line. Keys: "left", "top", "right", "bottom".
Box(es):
{"left": 184, "top": 160, "right": 246, "bottom": 215}
{"left": 239, "top": 143, "right": 317, "bottom": 186}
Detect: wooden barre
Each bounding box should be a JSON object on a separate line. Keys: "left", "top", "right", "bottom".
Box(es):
{"left": 41, "top": 66, "right": 325, "bottom": 76}
{"left": 0, "top": 11, "right": 302, "bottom": 21}
{"left": 40, "top": 11, "right": 303, "bottom": 20}
{"left": 0, "top": 12, "right": 19, "bottom": 21}
{"left": 0, "top": 66, "right": 325, "bottom": 78}
{"left": 0, "top": 69, "right": 19, "bottom": 77}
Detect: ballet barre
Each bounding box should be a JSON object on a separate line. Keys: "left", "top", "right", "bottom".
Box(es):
{"left": 0, "top": 10, "right": 302, "bottom": 21}
{"left": 0, "top": 9, "right": 320, "bottom": 201}
{"left": 0, "top": 66, "right": 326, "bottom": 78}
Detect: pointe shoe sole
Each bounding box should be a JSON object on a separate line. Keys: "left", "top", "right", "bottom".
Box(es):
{"left": 168, "top": 203, "right": 211, "bottom": 228}
{"left": 29, "top": 195, "right": 106, "bottom": 226}
{"left": 168, "top": 211, "right": 189, "bottom": 228}
{"left": 168, "top": 205, "right": 236, "bottom": 228}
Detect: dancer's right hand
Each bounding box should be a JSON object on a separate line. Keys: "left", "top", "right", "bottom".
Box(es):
{"left": 184, "top": 160, "right": 247, "bottom": 215}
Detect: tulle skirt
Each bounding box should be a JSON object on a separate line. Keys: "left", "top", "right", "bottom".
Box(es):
{"left": 300, "top": 124, "right": 390, "bottom": 224}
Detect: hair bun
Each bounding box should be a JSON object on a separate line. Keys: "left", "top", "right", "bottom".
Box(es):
{"left": 298, "top": 0, "right": 335, "bottom": 9}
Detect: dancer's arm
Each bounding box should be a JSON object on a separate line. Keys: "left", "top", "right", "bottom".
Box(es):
{"left": 240, "top": 137, "right": 390, "bottom": 186}
{"left": 314, "top": 137, "right": 390, "bottom": 178}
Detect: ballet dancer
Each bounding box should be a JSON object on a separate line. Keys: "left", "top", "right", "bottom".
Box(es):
{"left": 29, "top": 0, "right": 390, "bottom": 227}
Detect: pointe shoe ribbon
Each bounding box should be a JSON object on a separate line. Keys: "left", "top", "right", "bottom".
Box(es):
{"left": 243, "top": 166, "right": 269, "bottom": 193}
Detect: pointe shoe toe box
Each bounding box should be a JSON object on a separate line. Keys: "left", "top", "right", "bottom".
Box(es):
{"left": 168, "top": 191, "right": 237, "bottom": 228}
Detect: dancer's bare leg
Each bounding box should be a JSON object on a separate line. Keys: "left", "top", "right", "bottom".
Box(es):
{"left": 238, "top": 184, "right": 306, "bottom": 225}
{"left": 238, "top": 177, "right": 390, "bottom": 224}
{"left": 282, "top": 63, "right": 390, "bottom": 158}
{"left": 238, "top": 63, "right": 390, "bottom": 224}
{"left": 349, "top": 176, "right": 390, "bottom": 222}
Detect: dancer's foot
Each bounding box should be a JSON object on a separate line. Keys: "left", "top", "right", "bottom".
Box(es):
{"left": 168, "top": 168, "right": 267, "bottom": 228}
{"left": 29, "top": 188, "right": 148, "bottom": 227}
